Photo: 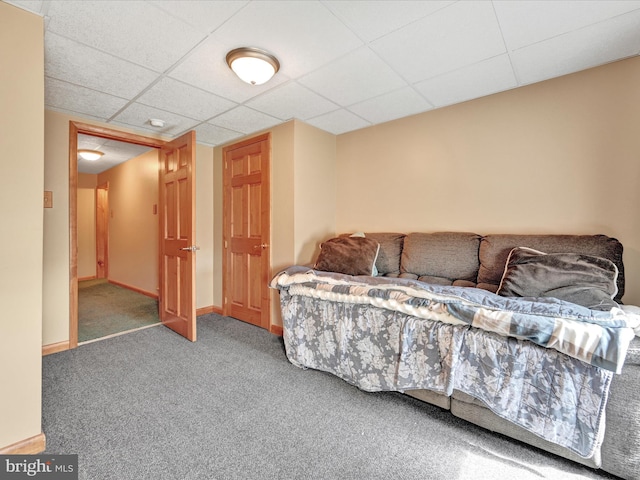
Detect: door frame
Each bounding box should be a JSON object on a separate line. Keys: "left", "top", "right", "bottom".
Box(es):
{"left": 69, "top": 121, "right": 166, "bottom": 348}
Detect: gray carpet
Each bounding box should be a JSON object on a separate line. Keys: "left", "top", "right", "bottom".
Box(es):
{"left": 42, "top": 315, "right": 619, "bottom": 480}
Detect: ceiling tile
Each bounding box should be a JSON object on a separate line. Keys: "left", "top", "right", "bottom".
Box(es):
{"left": 324, "top": 0, "right": 454, "bottom": 42}
{"left": 494, "top": 0, "right": 640, "bottom": 51}
{"left": 148, "top": 0, "right": 248, "bottom": 33}
{"left": 101, "top": 138, "right": 152, "bottom": 159}
{"left": 45, "top": 78, "right": 129, "bottom": 120}
{"left": 299, "top": 47, "right": 407, "bottom": 106}
{"left": 305, "top": 109, "right": 370, "bottom": 135}
{"left": 208, "top": 0, "right": 363, "bottom": 78}
{"left": 245, "top": 82, "right": 339, "bottom": 120}
{"left": 209, "top": 106, "right": 282, "bottom": 134}
{"left": 414, "top": 55, "right": 518, "bottom": 108}
{"left": 136, "top": 77, "right": 237, "bottom": 121}
{"left": 169, "top": 36, "right": 290, "bottom": 103}
{"left": 4, "top": 0, "right": 44, "bottom": 14}
{"left": 194, "top": 123, "right": 244, "bottom": 147}
{"left": 45, "top": 0, "right": 207, "bottom": 72}
{"left": 45, "top": 32, "right": 157, "bottom": 99}
{"left": 348, "top": 87, "right": 433, "bottom": 124}
{"left": 111, "top": 103, "right": 200, "bottom": 136}
{"left": 78, "top": 134, "right": 105, "bottom": 150}
{"left": 511, "top": 10, "right": 640, "bottom": 85}
{"left": 371, "top": 1, "right": 506, "bottom": 83}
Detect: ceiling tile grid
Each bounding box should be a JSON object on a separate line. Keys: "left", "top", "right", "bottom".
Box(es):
{"left": 135, "top": 77, "right": 237, "bottom": 122}
{"left": 347, "top": 87, "right": 434, "bottom": 125}
{"left": 111, "top": 102, "right": 201, "bottom": 137}
{"left": 45, "top": 77, "right": 130, "bottom": 119}
{"left": 414, "top": 54, "right": 518, "bottom": 108}
{"left": 5, "top": 0, "right": 640, "bottom": 163}
{"left": 44, "top": 0, "right": 209, "bottom": 73}
{"left": 245, "top": 82, "right": 339, "bottom": 121}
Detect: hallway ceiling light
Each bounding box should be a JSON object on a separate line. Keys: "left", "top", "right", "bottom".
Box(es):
{"left": 78, "top": 149, "right": 104, "bottom": 161}
{"left": 226, "top": 47, "right": 280, "bottom": 86}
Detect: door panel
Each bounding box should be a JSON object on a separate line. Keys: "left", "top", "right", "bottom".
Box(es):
{"left": 159, "top": 131, "right": 196, "bottom": 341}
{"left": 96, "top": 183, "right": 109, "bottom": 279}
{"left": 223, "top": 134, "right": 271, "bottom": 329}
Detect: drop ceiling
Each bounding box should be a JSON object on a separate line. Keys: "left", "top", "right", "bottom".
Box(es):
{"left": 7, "top": 0, "right": 640, "bottom": 152}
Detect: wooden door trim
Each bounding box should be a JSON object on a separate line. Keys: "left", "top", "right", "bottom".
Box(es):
{"left": 95, "top": 182, "right": 109, "bottom": 279}
{"left": 69, "top": 122, "right": 166, "bottom": 349}
{"left": 222, "top": 133, "right": 271, "bottom": 329}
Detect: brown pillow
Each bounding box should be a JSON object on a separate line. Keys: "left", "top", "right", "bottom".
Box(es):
{"left": 314, "top": 236, "right": 380, "bottom": 276}
{"left": 497, "top": 247, "right": 619, "bottom": 311}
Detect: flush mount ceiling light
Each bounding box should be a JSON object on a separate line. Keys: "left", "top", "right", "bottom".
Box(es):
{"left": 226, "top": 47, "right": 280, "bottom": 85}
{"left": 78, "top": 149, "right": 104, "bottom": 161}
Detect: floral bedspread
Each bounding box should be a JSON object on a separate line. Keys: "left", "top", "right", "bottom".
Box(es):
{"left": 271, "top": 266, "right": 640, "bottom": 460}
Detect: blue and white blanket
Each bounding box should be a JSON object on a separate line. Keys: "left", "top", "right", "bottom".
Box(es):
{"left": 271, "top": 266, "right": 639, "bottom": 460}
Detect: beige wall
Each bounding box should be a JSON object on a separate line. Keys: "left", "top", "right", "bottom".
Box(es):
{"left": 293, "top": 121, "right": 337, "bottom": 265}
{"left": 43, "top": 110, "right": 215, "bottom": 345}
{"left": 196, "top": 144, "right": 215, "bottom": 310}
{"left": 336, "top": 56, "right": 640, "bottom": 305}
{"left": 97, "top": 150, "right": 159, "bottom": 295}
{"left": 78, "top": 173, "right": 97, "bottom": 279}
{"left": 0, "top": 3, "right": 44, "bottom": 450}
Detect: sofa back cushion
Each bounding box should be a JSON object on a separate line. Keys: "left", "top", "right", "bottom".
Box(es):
{"left": 363, "top": 232, "right": 405, "bottom": 276}
{"left": 478, "top": 234, "right": 625, "bottom": 302}
{"left": 400, "top": 232, "right": 481, "bottom": 284}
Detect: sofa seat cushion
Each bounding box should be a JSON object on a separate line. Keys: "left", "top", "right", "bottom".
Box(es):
{"left": 400, "top": 232, "right": 481, "bottom": 282}
{"left": 398, "top": 273, "right": 453, "bottom": 286}
{"left": 476, "top": 282, "right": 499, "bottom": 293}
{"left": 478, "top": 234, "right": 625, "bottom": 302}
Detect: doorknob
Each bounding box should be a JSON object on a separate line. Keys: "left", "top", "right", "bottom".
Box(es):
{"left": 180, "top": 245, "right": 200, "bottom": 252}
{"left": 253, "top": 243, "right": 268, "bottom": 250}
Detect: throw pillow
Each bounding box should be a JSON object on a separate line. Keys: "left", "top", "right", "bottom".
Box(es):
{"left": 497, "top": 247, "right": 619, "bottom": 311}
{"left": 314, "top": 236, "right": 380, "bottom": 276}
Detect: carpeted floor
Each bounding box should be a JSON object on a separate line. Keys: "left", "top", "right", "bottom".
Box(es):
{"left": 78, "top": 279, "right": 159, "bottom": 343}
{"left": 42, "top": 315, "right": 620, "bottom": 480}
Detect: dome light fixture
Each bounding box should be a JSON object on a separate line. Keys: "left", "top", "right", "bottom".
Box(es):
{"left": 226, "top": 47, "right": 280, "bottom": 86}
{"left": 78, "top": 149, "right": 104, "bottom": 161}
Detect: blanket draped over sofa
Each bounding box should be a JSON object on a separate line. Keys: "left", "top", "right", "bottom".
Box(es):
{"left": 273, "top": 267, "right": 636, "bottom": 459}
{"left": 271, "top": 232, "right": 640, "bottom": 479}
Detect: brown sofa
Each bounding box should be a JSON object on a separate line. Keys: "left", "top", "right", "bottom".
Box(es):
{"left": 352, "top": 232, "right": 639, "bottom": 480}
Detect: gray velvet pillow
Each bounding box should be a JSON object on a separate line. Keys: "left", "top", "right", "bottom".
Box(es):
{"left": 497, "top": 247, "right": 619, "bottom": 311}
{"left": 314, "top": 236, "right": 380, "bottom": 276}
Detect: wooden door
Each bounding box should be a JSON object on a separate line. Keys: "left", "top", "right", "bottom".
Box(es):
{"left": 96, "top": 183, "right": 109, "bottom": 279}
{"left": 223, "top": 133, "right": 271, "bottom": 329}
{"left": 159, "top": 131, "right": 197, "bottom": 341}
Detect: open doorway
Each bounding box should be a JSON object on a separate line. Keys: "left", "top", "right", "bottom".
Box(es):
{"left": 69, "top": 121, "right": 198, "bottom": 349}
{"left": 76, "top": 133, "right": 160, "bottom": 343}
